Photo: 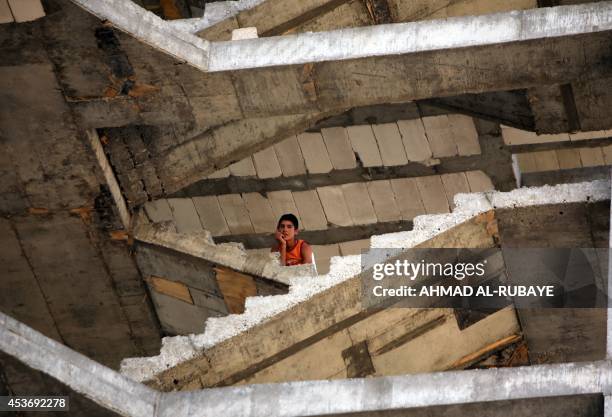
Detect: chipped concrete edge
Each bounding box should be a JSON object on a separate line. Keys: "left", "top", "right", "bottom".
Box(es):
{"left": 121, "top": 180, "right": 610, "bottom": 383}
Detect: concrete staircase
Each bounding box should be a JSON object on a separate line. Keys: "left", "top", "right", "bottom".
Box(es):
{"left": 120, "top": 180, "right": 610, "bottom": 384}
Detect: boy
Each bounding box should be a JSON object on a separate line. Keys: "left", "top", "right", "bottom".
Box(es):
{"left": 271, "top": 213, "right": 313, "bottom": 266}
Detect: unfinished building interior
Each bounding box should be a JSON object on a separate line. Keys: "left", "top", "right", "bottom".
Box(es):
{"left": 2, "top": 0, "right": 612, "bottom": 415}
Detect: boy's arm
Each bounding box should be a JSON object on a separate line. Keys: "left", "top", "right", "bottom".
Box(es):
{"left": 272, "top": 231, "right": 287, "bottom": 265}
{"left": 301, "top": 242, "right": 313, "bottom": 264}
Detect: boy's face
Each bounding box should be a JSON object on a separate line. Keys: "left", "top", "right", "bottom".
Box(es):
{"left": 277, "top": 220, "right": 297, "bottom": 241}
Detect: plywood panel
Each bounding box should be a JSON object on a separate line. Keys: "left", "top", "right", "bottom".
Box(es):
{"left": 147, "top": 276, "right": 193, "bottom": 304}
{"left": 215, "top": 267, "right": 257, "bottom": 314}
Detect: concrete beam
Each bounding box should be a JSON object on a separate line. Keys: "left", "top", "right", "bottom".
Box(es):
{"left": 0, "top": 311, "right": 159, "bottom": 417}
{"left": 205, "top": 2, "right": 612, "bottom": 72}
{"left": 2, "top": 308, "right": 612, "bottom": 417}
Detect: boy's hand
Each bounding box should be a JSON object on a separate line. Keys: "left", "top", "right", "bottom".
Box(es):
{"left": 275, "top": 231, "right": 286, "bottom": 246}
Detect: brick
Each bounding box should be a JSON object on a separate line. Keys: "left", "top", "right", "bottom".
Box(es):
{"left": 372, "top": 123, "right": 408, "bottom": 166}
{"left": 229, "top": 157, "right": 256, "bottom": 177}
{"left": 252, "top": 147, "right": 282, "bottom": 179}
{"left": 466, "top": 171, "right": 494, "bottom": 192}
{"left": 267, "top": 190, "right": 300, "bottom": 221}
{"left": 297, "top": 132, "right": 333, "bottom": 174}
{"left": 366, "top": 180, "right": 401, "bottom": 222}
{"left": 217, "top": 194, "right": 254, "bottom": 234}
{"left": 396, "top": 119, "right": 432, "bottom": 162}
{"left": 440, "top": 173, "right": 470, "bottom": 209}
{"left": 389, "top": 178, "right": 426, "bottom": 221}
{"left": 339, "top": 239, "right": 370, "bottom": 256}
{"left": 448, "top": 115, "right": 481, "bottom": 156}
{"left": 502, "top": 125, "right": 569, "bottom": 145}
{"left": 346, "top": 125, "right": 383, "bottom": 167}
{"left": 167, "top": 198, "right": 204, "bottom": 233}
{"left": 207, "top": 167, "right": 230, "bottom": 179}
{"left": 317, "top": 186, "right": 353, "bottom": 227}
{"left": 555, "top": 149, "right": 582, "bottom": 170}
{"left": 144, "top": 199, "right": 174, "bottom": 223}
{"left": 0, "top": 0, "right": 13, "bottom": 24}
{"left": 231, "top": 27, "right": 258, "bottom": 39}
{"left": 415, "top": 176, "right": 450, "bottom": 214}
{"left": 341, "top": 182, "right": 377, "bottom": 225}
{"left": 8, "top": 0, "right": 44, "bottom": 23}
{"left": 602, "top": 145, "right": 612, "bottom": 165}
{"left": 515, "top": 153, "right": 538, "bottom": 173}
{"left": 192, "top": 196, "right": 230, "bottom": 236}
{"left": 422, "top": 115, "right": 457, "bottom": 158}
{"left": 321, "top": 127, "right": 357, "bottom": 170}
{"left": 569, "top": 130, "right": 608, "bottom": 141}
{"left": 532, "top": 150, "right": 560, "bottom": 172}
{"left": 243, "top": 192, "right": 276, "bottom": 233}
{"left": 274, "top": 136, "right": 307, "bottom": 177}
{"left": 311, "top": 244, "right": 341, "bottom": 275}
{"left": 579, "top": 147, "right": 605, "bottom": 167}
{"left": 291, "top": 190, "right": 327, "bottom": 231}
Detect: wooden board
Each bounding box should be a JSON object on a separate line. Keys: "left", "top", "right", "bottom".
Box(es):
{"left": 146, "top": 276, "right": 193, "bottom": 304}
{"left": 215, "top": 267, "right": 258, "bottom": 314}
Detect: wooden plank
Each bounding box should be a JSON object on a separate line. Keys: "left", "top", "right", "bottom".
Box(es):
{"left": 147, "top": 276, "right": 193, "bottom": 304}
{"left": 215, "top": 266, "right": 258, "bottom": 314}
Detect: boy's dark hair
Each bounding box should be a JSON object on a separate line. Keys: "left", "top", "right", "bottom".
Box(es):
{"left": 277, "top": 213, "right": 299, "bottom": 229}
